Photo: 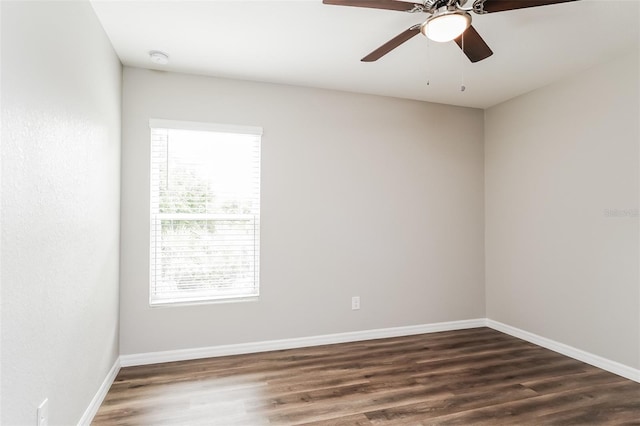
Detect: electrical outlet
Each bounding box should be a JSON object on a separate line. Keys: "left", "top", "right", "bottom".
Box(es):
{"left": 37, "top": 398, "right": 48, "bottom": 426}
{"left": 351, "top": 296, "right": 360, "bottom": 310}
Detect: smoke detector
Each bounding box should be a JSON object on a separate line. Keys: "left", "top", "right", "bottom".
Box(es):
{"left": 149, "top": 50, "right": 169, "bottom": 65}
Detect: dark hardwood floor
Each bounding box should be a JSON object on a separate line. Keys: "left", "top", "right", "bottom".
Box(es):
{"left": 93, "top": 327, "right": 640, "bottom": 425}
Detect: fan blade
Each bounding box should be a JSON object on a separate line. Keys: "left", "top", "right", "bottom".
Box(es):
{"left": 454, "top": 25, "right": 493, "bottom": 63}
{"left": 477, "top": 0, "right": 579, "bottom": 13}
{"left": 361, "top": 26, "right": 421, "bottom": 62}
{"left": 323, "top": 0, "right": 423, "bottom": 12}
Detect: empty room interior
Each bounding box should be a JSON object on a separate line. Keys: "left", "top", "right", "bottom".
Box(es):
{"left": 1, "top": 0, "right": 639, "bottom": 424}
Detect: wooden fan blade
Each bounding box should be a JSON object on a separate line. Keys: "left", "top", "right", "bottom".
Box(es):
{"left": 454, "top": 25, "right": 493, "bottom": 63}
{"left": 323, "top": 0, "right": 423, "bottom": 12}
{"left": 361, "top": 26, "right": 421, "bottom": 62}
{"left": 478, "top": 0, "right": 579, "bottom": 13}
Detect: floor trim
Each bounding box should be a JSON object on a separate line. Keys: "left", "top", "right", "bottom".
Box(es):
{"left": 77, "top": 357, "right": 121, "bottom": 426}
{"left": 119, "top": 318, "right": 486, "bottom": 367}
{"left": 486, "top": 319, "right": 640, "bottom": 383}
{"left": 85, "top": 318, "right": 639, "bottom": 423}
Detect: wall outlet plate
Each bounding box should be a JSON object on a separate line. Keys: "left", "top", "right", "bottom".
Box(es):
{"left": 351, "top": 296, "right": 360, "bottom": 310}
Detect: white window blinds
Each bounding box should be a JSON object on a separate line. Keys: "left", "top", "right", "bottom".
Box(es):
{"left": 149, "top": 119, "right": 261, "bottom": 305}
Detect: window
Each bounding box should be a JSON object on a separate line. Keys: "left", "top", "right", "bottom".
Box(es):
{"left": 149, "top": 119, "right": 261, "bottom": 305}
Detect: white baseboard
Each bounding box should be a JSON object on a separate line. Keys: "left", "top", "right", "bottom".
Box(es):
{"left": 83, "top": 318, "right": 638, "bottom": 425}
{"left": 486, "top": 319, "right": 640, "bottom": 383}
{"left": 77, "top": 357, "right": 121, "bottom": 426}
{"left": 120, "top": 318, "right": 485, "bottom": 367}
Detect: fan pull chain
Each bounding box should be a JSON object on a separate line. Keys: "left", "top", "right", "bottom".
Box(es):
{"left": 426, "top": 37, "right": 430, "bottom": 87}
{"left": 460, "top": 31, "right": 466, "bottom": 92}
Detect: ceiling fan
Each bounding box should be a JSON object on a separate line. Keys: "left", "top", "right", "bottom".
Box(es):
{"left": 323, "top": 0, "right": 579, "bottom": 63}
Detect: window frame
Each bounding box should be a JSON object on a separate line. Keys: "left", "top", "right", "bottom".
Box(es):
{"left": 148, "top": 119, "right": 262, "bottom": 307}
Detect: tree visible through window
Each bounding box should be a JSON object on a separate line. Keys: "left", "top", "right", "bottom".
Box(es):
{"left": 149, "top": 120, "right": 261, "bottom": 305}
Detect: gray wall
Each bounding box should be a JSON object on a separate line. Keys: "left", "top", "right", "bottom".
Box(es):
{"left": 1, "top": 1, "right": 122, "bottom": 424}
{"left": 485, "top": 53, "right": 639, "bottom": 368}
{"left": 120, "top": 67, "right": 486, "bottom": 355}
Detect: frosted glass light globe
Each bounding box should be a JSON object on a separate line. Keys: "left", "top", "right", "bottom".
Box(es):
{"left": 422, "top": 12, "right": 471, "bottom": 43}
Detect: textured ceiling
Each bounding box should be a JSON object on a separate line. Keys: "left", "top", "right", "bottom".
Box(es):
{"left": 91, "top": 0, "right": 640, "bottom": 108}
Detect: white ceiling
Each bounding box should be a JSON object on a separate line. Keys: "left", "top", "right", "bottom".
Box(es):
{"left": 91, "top": 0, "right": 639, "bottom": 109}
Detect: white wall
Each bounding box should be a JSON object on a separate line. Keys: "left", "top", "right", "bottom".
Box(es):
{"left": 485, "top": 52, "right": 639, "bottom": 369}
{"left": 1, "top": 1, "right": 122, "bottom": 424}
{"left": 120, "top": 67, "right": 485, "bottom": 355}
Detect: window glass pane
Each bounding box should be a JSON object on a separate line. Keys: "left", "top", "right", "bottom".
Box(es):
{"left": 150, "top": 123, "right": 260, "bottom": 305}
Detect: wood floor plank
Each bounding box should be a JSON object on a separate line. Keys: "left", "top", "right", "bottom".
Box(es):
{"left": 92, "top": 328, "right": 640, "bottom": 425}
{"left": 520, "top": 368, "right": 629, "bottom": 395}
{"left": 300, "top": 413, "right": 373, "bottom": 426}
{"left": 419, "top": 381, "right": 640, "bottom": 425}
{"left": 363, "top": 383, "right": 539, "bottom": 424}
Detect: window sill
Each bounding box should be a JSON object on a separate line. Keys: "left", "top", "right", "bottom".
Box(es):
{"left": 149, "top": 296, "right": 260, "bottom": 308}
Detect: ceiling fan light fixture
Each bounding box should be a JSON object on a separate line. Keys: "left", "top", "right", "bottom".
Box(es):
{"left": 421, "top": 9, "right": 471, "bottom": 43}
